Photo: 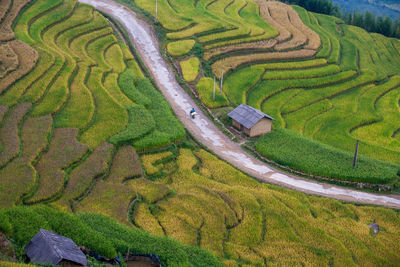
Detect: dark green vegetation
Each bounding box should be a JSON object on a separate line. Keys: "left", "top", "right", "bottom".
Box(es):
{"left": 284, "top": 0, "right": 400, "bottom": 38}
{"left": 0, "top": 206, "right": 221, "bottom": 266}
{"left": 255, "top": 128, "right": 398, "bottom": 184}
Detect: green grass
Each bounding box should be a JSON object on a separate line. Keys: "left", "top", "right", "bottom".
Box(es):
{"left": 180, "top": 57, "right": 200, "bottom": 82}
{"left": 109, "top": 105, "right": 155, "bottom": 145}
{"left": 255, "top": 127, "right": 398, "bottom": 183}
{"left": 196, "top": 77, "right": 229, "bottom": 108}
{"left": 167, "top": 39, "right": 195, "bottom": 57}
{"left": 134, "top": 78, "right": 185, "bottom": 147}
{"left": 118, "top": 68, "right": 151, "bottom": 108}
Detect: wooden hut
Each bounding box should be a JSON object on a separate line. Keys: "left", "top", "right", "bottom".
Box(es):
{"left": 227, "top": 104, "right": 275, "bottom": 137}
{"left": 24, "top": 229, "right": 87, "bottom": 266}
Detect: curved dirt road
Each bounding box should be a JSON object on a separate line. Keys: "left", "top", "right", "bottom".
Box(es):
{"left": 80, "top": 0, "right": 400, "bottom": 209}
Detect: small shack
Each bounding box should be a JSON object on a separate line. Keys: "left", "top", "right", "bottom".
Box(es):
{"left": 227, "top": 104, "right": 275, "bottom": 137}
{"left": 24, "top": 229, "right": 87, "bottom": 266}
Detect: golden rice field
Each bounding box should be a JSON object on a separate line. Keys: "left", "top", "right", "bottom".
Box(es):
{"left": 131, "top": 148, "right": 400, "bottom": 266}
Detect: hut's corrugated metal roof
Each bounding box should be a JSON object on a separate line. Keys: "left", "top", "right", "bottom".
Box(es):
{"left": 24, "top": 229, "right": 87, "bottom": 266}
{"left": 227, "top": 104, "right": 275, "bottom": 129}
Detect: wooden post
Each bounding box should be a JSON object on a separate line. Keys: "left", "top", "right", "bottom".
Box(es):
{"left": 213, "top": 76, "right": 216, "bottom": 101}
{"left": 155, "top": 0, "right": 158, "bottom": 23}
{"left": 220, "top": 69, "right": 223, "bottom": 94}
{"left": 353, "top": 140, "right": 359, "bottom": 168}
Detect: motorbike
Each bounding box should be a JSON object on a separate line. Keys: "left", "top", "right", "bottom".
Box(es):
{"left": 190, "top": 111, "right": 197, "bottom": 119}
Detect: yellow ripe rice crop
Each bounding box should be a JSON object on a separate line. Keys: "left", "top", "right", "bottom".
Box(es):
{"left": 267, "top": 2, "right": 308, "bottom": 51}
{"left": 203, "top": 39, "right": 277, "bottom": 61}
{"left": 28, "top": 128, "right": 88, "bottom": 203}
{"left": 132, "top": 202, "right": 165, "bottom": 236}
{"left": 0, "top": 40, "right": 38, "bottom": 94}
{"left": 0, "top": 0, "right": 33, "bottom": 41}
{"left": 0, "top": 43, "right": 18, "bottom": 79}
{"left": 0, "top": 103, "right": 31, "bottom": 168}
{"left": 58, "top": 142, "right": 114, "bottom": 210}
{"left": 128, "top": 178, "right": 171, "bottom": 204}
{"left": 0, "top": 115, "right": 51, "bottom": 208}
{"left": 141, "top": 151, "right": 173, "bottom": 176}
{"left": 212, "top": 49, "right": 317, "bottom": 77}
{"left": 254, "top": 0, "right": 291, "bottom": 43}
{"left": 104, "top": 43, "right": 125, "bottom": 73}
{"left": 0, "top": 0, "right": 11, "bottom": 21}
{"left": 180, "top": 57, "right": 200, "bottom": 82}
{"left": 76, "top": 146, "right": 142, "bottom": 225}
{"left": 167, "top": 39, "right": 195, "bottom": 57}
{"left": 0, "top": 105, "right": 8, "bottom": 123}
{"left": 196, "top": 77, "right": 229, "bottom": 108}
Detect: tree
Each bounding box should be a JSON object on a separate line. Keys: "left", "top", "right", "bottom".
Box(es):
{"left": 377, "top": 16, "right": 393, "bottom": 36}
{"left": 352, "top": 12, "right": 364, "bottom": 28}
{"left": 394, "top": 20, "right": 400, "bottom": 38}
{"left": 364, "top": 11, "right": 376, "bottom": 33}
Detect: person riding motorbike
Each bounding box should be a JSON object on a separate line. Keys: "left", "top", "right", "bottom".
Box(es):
{"left": 190, "top": 108, "right": 197, "bottom": 119}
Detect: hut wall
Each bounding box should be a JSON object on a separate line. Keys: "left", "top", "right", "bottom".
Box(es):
{"left": 249, "top": 118, "right": 271, "bottom": 137}
{"left": 232, "top": 120, "right": 242, "bottom": 130}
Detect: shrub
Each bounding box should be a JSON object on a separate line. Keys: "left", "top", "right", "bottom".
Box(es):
{"left": 5, "top": 206, "right": 50, "bottom": 247}
{"left": 31, "top": 206, "right": 117, "bottom": 258}
{"left": 78, "top": 213, "right": 222, "bottom": 267}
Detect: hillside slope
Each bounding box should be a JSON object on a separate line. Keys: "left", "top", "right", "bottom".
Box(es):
{"left": 0, "top": 0, "right": 400, "bottom": 266}
{"left": 134, "top": 0, "right": 400, "bottom": 183}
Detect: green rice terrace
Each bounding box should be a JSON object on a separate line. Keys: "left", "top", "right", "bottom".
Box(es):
{"left": 134, "top": 0, "right": 400, "bottom": 186}
{"left": 0, "top": 0, "right": 400, "bottom": 266}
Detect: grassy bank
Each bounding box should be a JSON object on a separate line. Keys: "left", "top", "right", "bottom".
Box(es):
{"left": 255, "top": 127, "right": 400, "bottom": 185}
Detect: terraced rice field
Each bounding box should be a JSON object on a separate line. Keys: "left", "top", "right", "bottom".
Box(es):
{"left": 1, "top": 0, "right": 400, "bottom": 266}
{"left": 0, "top": 0, "right": 184, "bottom": 210}
{"left": 130, "top": 148, "right": 400, "bottom": 266}
{"left": 135, "top": 0, "right": 400, "bottom": 172}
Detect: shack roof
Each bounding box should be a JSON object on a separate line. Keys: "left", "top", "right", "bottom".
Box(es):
{"left": 24, "top": 229, "right": 87, "bottom": 266}
{"left": 227, "top": 104, "right": 275, "bottom": 129}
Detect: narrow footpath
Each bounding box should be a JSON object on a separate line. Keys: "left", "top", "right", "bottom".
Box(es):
{"left": 79, "top": 0, "right": 400, "bottom": 209}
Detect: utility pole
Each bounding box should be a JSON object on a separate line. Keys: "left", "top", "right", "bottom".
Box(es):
{"left": 220, "top": 69, "right": 224, "bottom": 94}
{"left": 353, "top": 140, "right": 359, "bottom": 168}
{"left": 155, "top": 0, "right": 158, "bottom": 23}
{"left": 213, "top": 76, "right": 216, "bottom": 101}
